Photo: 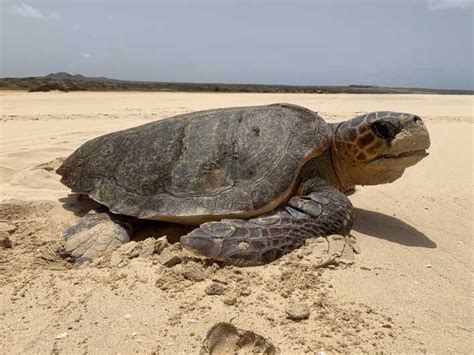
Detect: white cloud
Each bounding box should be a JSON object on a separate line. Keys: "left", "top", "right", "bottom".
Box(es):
{"left": 80, "top": 53, "right": 92, "bottom": 59}
{"left": 427, "top": 0, "right": 474, "bottom": 10}
{"left": 8, "top": 3, "right": 61, "bottom": 20}
{"left": 72, "top": 24, "right": 81, "bottom": 31}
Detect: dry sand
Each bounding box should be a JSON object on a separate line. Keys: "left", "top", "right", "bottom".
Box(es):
{"left": 0, "top": 91, "right": 472, "bottom": 354}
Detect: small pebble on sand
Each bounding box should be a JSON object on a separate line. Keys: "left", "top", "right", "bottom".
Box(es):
{"left": 55, "top": 332, "right": 67, "bottom": 340}
{"left": 205, "top": 282, "right": 225, "bottom": 296}
{"left": 223, "top": 297, "right": 237, "bottom": 306}
{"left": 285, "top": 303, "right": 310, "bottom": 321}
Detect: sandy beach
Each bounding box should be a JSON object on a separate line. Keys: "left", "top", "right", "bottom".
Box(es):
{"left": 0, "top": 91, "right": 472, "bottom": 354}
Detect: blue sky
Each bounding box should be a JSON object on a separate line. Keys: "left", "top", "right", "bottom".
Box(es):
{"left": 1, "top": 0, "right": 473, "bottom": 89}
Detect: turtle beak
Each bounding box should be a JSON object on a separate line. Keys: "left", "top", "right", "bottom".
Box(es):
{"left": 370, "top": 114, "right": 430, "bottom": 168}
{"left": 389, "top": 115, "right": 430, "bottom": 158}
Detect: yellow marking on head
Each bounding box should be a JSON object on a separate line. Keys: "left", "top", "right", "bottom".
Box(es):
{"left": 363, "top": 149, "right": 378, "bottom": 160}
{"left": 366, "top": 144, "right": 379, "bottom": 156}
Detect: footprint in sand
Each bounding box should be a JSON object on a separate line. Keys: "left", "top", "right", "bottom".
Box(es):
{"left": 200, "top": 322, "right": 279, "bottom": 355}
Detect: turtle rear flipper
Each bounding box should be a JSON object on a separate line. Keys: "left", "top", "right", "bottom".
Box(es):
{"left": 181, "top": 180, "right": 354, "bottom": 265}
{"left": 60, "top": 209, "right": 134, "bottom": 266}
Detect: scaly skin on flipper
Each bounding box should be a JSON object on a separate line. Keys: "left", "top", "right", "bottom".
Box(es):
{"left": 180, "top": 179, "right": 353, "bottom": 265}
{"left": 60, "top": 209, "right": 135, "bottom": 265}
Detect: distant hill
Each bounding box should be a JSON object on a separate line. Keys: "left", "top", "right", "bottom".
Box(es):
{"left": 0, "top": 72, "right": 472, "bottom": 95}
{"left": 45, "top": 72, "right": 87, "bottom": 80}
{"left": 44, "top": 72, "right": 123, "bottom": 83}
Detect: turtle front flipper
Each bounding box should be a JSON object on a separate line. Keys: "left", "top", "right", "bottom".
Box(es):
{"left": 180, "top": 180, "right": 354, "bottom": 265}
{"left": 60, "top": 209, "right": 136, "bottom": 265}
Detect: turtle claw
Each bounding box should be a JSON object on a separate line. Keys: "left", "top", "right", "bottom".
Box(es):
{"left": 288, "top": 196, "right": 323, "bottom": 217}
{"left": 60, "top": 210, "right": 131, "bottom": 263}
{"left": 73, "top": 256, "right": 93, "bottom": 267}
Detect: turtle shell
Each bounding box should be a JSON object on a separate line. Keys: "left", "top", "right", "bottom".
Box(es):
{"left": 57, "top": 104, "right": 332, "bottom": 223}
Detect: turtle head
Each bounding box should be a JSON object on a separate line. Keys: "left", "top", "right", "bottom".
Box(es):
{"left": 332, "top": 112, "right": 430, "bottom": 191}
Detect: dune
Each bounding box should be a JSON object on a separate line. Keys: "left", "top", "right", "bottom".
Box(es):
{"left": 0, "top": 91, "right": 472, "bottom": 353}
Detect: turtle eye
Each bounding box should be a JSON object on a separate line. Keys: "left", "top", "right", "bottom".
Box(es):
{"left": 371, "top": 121, "right": 397, "bottom": 140}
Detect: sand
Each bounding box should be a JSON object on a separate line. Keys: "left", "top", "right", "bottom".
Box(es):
{"left": 0, "top": 91, "right": 472, "bottom": 354}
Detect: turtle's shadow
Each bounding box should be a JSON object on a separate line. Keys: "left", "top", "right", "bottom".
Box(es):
{"left": 59, "top": 194, "right": 101, "bottom": 217}
{"left": 353, "top": 208, "right": 436, "bottom": 248}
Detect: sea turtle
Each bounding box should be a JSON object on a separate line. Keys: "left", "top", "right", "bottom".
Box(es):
{"left": 57, "top": 103, "right": 430, "bottom": 265}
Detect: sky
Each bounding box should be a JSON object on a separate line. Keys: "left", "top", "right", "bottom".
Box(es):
{"left": 1, "top": 0, "right": 473, "bottom": 90}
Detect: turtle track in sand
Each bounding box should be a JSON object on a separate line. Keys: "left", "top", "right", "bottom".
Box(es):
{"left": 201, "top": 322, "right": 279, "bottom": 354}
